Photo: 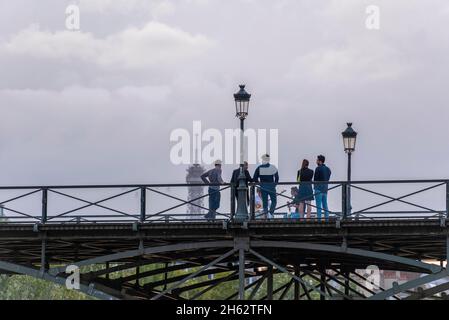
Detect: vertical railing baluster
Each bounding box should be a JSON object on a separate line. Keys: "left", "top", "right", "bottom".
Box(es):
{"left": 267, "top": 265, "right": 273, "bottom": 300}
{"left": 41, "top": 188, "right": 48, "bottom": 223}
{"left": 446, "top": 181, "right": 449, "bottom": 219}
{"left": 250, "top": 185, "right": 255, "bottom": 220}
{"left": 231, "top": 185, "right": 236, "bottom": 220}
{"left": 140, "top": 186, "right": 146, "bottom": 222}
{"left": 342, "top": 183, "right": 347, "bottom": 220}
{"left": 238, "top": 248, "right": 245, "bottom": 300}
{"left": 346, "top": 183, "right": 352, "bottom": 219}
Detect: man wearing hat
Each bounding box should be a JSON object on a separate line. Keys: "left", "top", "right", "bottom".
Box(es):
{"left": 201, "top": 159, "right": 225, "bottom": 220}
{"left": 253, "top": 154, "right": 279, "bottom": 219}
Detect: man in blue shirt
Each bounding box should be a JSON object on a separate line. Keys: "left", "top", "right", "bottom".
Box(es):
{"left": 253, "top": 154, "right": 279, "bottom": 219}
{"left": 314, "top": 155, "right": 332, "bottom": 222}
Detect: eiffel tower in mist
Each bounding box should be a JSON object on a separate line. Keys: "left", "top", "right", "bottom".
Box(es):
{"left": 185, "top": 134, "right": 205, "bottom": 219}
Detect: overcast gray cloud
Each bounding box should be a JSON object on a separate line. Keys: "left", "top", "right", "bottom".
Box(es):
{"left": 0, "top": 0, "right": 448, "bottom": 190}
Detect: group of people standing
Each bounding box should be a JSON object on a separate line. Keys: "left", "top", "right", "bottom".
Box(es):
{"left": 290, "top": 155, "right": 332, "bottom": 221}
{"left": 200, "top": 154, "right": 332, "bottom": 222}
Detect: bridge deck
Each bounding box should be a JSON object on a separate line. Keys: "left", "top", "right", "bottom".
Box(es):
{"left": 1, "top": 180, "right": 448, "bottom": 299}
{"left": 0, "top": 219, "right": 446, "bottom": 272}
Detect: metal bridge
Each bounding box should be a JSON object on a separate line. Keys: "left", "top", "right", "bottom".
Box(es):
{"left": 1, "top": 179, "right": 449, "bottom": 300}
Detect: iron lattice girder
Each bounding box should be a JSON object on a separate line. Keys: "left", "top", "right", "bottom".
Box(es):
{"left": 0, "top": 260, "right": 117, "bottom": 300}
{"left": 151, "top": 248, "right": 238, "bottom": 300}
{"left": 1, "top": 220, "right": 449, "bottom": 300}
{"left": 143, "top": 266, "right": 250, "bottom": 291}
{"left": 251, "top": 240, "right": 440, "bottom": 273}
{"left": 172, "top": 271, "right": 240, "bottom": 295}
{"left": 41, "top": 236, "right": 440, "bottom": 280}
{"left": 49, "top": 240, "right": 235, "bottom": 276}
{"left": 368, "top": 269, "right": 449, "bottom": 300}
{"left": 1, "top": 220, "right": 448, "bottom": 262}
{"left": 330, "top": 269, "right": 400, "bottom": 299}
{"left": 309, "top": 268, "right": 362, "bottom": 299}
{"left": 404, "top": 281, "right": 449, "bottom": 300}
{"left": 116, "top": 262, "right": 199, "bottom": 283}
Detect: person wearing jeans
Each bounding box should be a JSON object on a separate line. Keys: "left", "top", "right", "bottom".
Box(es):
{"left": 314, "top": 155, "right": 332, "bottom": 222}
{"left": 315, "top": 190, "right": 329, "bottom": 221}
{"left": 260, "top": 185, "right": 277, "bottom": 219}
{"left": 207, "top": 188, "right": 221, "bottom": 220}
{"left": 253, "top": 154, "right": 279, "bottom": 219}
{"left": 201, "top": 160, "right": 224, "bottom": 220}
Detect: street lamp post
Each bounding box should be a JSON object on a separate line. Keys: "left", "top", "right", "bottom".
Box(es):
{"left": 234, "top": 85, "right": 251, "bottom": 222}
{"left": 342, "top": 123, "right": 357, "bottom": 219}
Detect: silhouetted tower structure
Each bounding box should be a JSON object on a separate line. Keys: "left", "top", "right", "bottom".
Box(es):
{"left": 185, "top": 134, "right": 205, "bottom": 219}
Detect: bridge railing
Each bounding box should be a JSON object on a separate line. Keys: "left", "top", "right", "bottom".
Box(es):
{"left": 0, "top": 179, "right": 447, "bottom": 224}
{"left": 0, "top": 184, "right": 234, "bottom": 224}
{"left": 245, "top": 180, "right": 448, "bottom": 221}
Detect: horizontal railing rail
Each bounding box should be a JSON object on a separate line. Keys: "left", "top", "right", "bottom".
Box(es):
{"left": 0, "top": 179, "right": 447, "bottom": 224}
{"left": 0, "top": 179, "right": 448, "bottom": 189}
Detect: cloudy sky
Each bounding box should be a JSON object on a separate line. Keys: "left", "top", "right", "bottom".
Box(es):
{"left": 0, "top": 0, "right": 448, "bottom": 188}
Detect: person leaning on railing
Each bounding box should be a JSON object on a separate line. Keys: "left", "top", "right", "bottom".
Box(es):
{"left": 201, "top": 159, "right": 224, "bottom": 221}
